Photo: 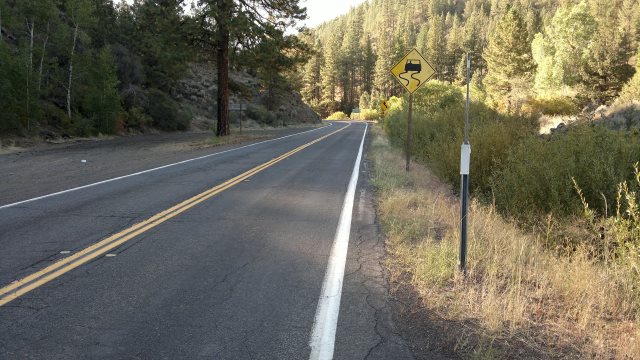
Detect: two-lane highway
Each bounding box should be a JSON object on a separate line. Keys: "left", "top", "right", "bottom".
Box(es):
{"left": 0, "top": 122, "right": 413, "bottom": 359}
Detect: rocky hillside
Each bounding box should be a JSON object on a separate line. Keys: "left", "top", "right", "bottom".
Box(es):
{"left": 176, "top": 63, "right": 321, "bottom": 131}
{"left": 540, "top": 102, "right": 640, "bottom": 135}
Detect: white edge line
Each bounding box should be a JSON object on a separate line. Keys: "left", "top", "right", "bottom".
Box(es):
{"left": 309, "top": 122, "right": 368, "bottom": 360}
{"left": 0, "top": 123, "right": 334, "bottom": 210}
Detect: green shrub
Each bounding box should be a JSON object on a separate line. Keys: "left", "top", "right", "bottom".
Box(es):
{"left": 177, "top": 106, "right": 193, "bottom": 130}
{"left": 383, "top": 81, "right": 640, "bottom": 227}
{"left": 525, "top": 96, "right": 578, "bottom": 116}
{"left": 71, "top": 115, "right": 96, "bottom": 137}
{"left": 246, "top": 105, "right": 264, "bottom": 121}
{"left": 229, "top": 79, "right": 251, "bottom": 97}
{"left": 145, "top": 88, "right": 189, "bottom": 131}
{"left": 125, "top": 107, "right": 150, "bottom": 130}
{"left": 387, "top": 96, "right": 402, "bottom": 109}
{"left": 412, "top": 81, "right": 464, "bottom": 113}
{"left": 617, "top": 65, "right": 640, "bottom": 104}
{"left": 491, "top": 125, "right": 640, "bottom": 221}
{"left": 42, "top": 103, "right": 68, "bottom": 131}
{"left": 574, "top": 166, "right": 640, "bottom": 261}
{"left": 246, "top": 105, "right": 278, "bottom": 125}
{"left": 326, "top": 111, "right": 350, "bottom": 120}
{"left": 360, "top": 109, "right": 381, "bottom": 120}
{"left": 267, "top": 113, "right": 279, "bottom": 126}
{"left": 384, "top": 82, "right": 537, "bottom": 197}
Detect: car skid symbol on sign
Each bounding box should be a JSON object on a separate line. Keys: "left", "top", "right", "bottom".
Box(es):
{"left": 398, "top": 60, "right": 422, "bottom": 87}
{"left": 390, "top": 49, "right": 434, "bottom": 94}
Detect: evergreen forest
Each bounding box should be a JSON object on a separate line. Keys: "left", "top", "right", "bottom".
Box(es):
{"left": 299, "top": 0, "right": 640, "bottom": 116}
{"left": 0, "top": 0, "right": 308, "bottom": 137}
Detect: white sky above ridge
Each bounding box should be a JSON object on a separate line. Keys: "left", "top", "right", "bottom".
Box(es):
{"left": 301, "top": 0, "right": 367, "bottom": 28}
{"left": 113, "top": 0, "right": 368, "bottom": 29}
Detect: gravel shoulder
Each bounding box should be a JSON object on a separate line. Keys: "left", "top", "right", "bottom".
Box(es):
{"left": 0, "top": 127, "right": 320, "bottom": 206}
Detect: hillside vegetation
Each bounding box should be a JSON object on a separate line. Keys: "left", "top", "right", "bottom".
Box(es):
{"left": 371, "top": 128, "right": 640, "bottom": 358}
{"left": 0, "top": 0, "right": 315, "bottom": 139}
{"left": 299, "top": 0, "right": 640, "bottom": 117}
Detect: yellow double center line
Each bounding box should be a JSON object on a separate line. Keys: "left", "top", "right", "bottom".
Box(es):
{"left": 0, "top": 123, "right": 351, "bottom": 306}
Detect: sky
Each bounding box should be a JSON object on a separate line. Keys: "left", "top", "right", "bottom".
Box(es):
{"left": 114, "top": 0, "right": 368, "bottom": 29}
{"left": 301, "top": 0, "right": 367, "bottom": 28}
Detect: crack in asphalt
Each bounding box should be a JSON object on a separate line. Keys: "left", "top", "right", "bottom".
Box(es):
{"left": 206, "top": 256, "right": 259, "bottom": 312}
{"left": 363, "top": 294, "right": 384, "bottom": 360}
{"left": 341, "top": 156, "right": 415, "bottom": 360}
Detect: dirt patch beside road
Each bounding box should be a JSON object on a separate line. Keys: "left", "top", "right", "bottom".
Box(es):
{"left": 0, "top": 127, "right": 320, "bottom": 206}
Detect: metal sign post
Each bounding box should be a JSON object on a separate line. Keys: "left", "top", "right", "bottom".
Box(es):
{"left": 459, "top": 52, "right": 471, "bottom": 274}
{"left": 389, "top": 48, "right": 435, "bottom": 172}
{"left": 406, "top": 94, "right": 413, "bottom": 171}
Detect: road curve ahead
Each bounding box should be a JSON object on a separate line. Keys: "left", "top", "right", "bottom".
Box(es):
{"left": 0, "top": 122, "right": 412, "bottom": 359}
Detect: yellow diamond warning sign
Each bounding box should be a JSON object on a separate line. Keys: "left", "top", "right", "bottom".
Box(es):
{"left": 390, "top": 49, "right": 435, "bottom": 94}
{"left": 380, "top": 100, "right": 389, "bottom": 112}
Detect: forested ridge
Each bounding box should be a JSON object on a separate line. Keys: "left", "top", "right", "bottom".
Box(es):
{"left": 4, "top": 0, "right": 639, "bottom": 137}
{"left": 300, "top": 0, "right": 640, "bottom": 116}
{"left": 0, "top": 0, "right": 309, "bottom": 137}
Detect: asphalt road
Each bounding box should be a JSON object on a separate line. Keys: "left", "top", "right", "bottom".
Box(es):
{"left": 0, "top": 122, "right": 413, "bottom": 359}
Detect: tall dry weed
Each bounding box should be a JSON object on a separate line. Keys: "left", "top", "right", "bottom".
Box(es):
{"left": 371, "top": 127, "right": 640, "bottom": 358}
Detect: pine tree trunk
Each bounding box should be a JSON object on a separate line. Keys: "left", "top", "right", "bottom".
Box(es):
{"left": 267, "top": 75, "right": 276, "bottom": 112}
{"left": 27, "top": 18, "right": 34, "bottom": 130}
{"left": 38, "top": 21, "right": 50, "bottom": 93}
{"left": 67, "top": 23, "right": 78, "bottom": 119}
{"left": 215, "top": 0, "right": 231, "bottom": 137}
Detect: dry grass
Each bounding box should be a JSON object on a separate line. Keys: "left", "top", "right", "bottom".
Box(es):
{"left": 369, "top": 127, "right": 640, "bottom": 358}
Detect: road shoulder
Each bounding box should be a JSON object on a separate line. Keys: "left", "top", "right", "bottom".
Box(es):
{"left": 353, "top": 131, "right": 456, "bottom": 360}
{"left": 334, "top": 135, "right": 416, "bottom": 360}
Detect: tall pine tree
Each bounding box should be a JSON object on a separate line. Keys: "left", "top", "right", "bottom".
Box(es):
{"left": 196, "top": 0, "right": 305, "bottom": 136}
{"left": 483, "top": 8, "right": 535, "bottom": 112}
{"left": 301, "top": 38, "right": 323, "bottom": 110}
{"left": 424, "top": 14, "right": 447, "bottom": 81}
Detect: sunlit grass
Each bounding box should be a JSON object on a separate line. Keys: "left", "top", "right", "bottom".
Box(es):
{"left": 370, "top": 126, "right": 640, "bottom": 358}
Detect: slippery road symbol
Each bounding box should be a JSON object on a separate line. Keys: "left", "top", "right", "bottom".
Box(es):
{"left": 398, "top": 59, "right": 423, "bottom": 87}
{"left": 390, "top": 48, "right": 435, "bottom": 94}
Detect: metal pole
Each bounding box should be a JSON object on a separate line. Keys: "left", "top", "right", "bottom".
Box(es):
{"left": 465, "top": 53, "right": 470, "bottom": 144}
{"left": 405, "top": 93, "right": 413, "bottom": 172}
{"left": 459, "top": 52, "right": 471, "bottom": 274}
{"left": 239, "top": 100, "right": 243, "bottom": 135}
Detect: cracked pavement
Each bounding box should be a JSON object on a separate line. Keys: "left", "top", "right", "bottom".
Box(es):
{"left": 334, "top": 155, "right": 414, "bottom": 360}
{"left": 0, "top": 123, "right": 415, "bottom": 359}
